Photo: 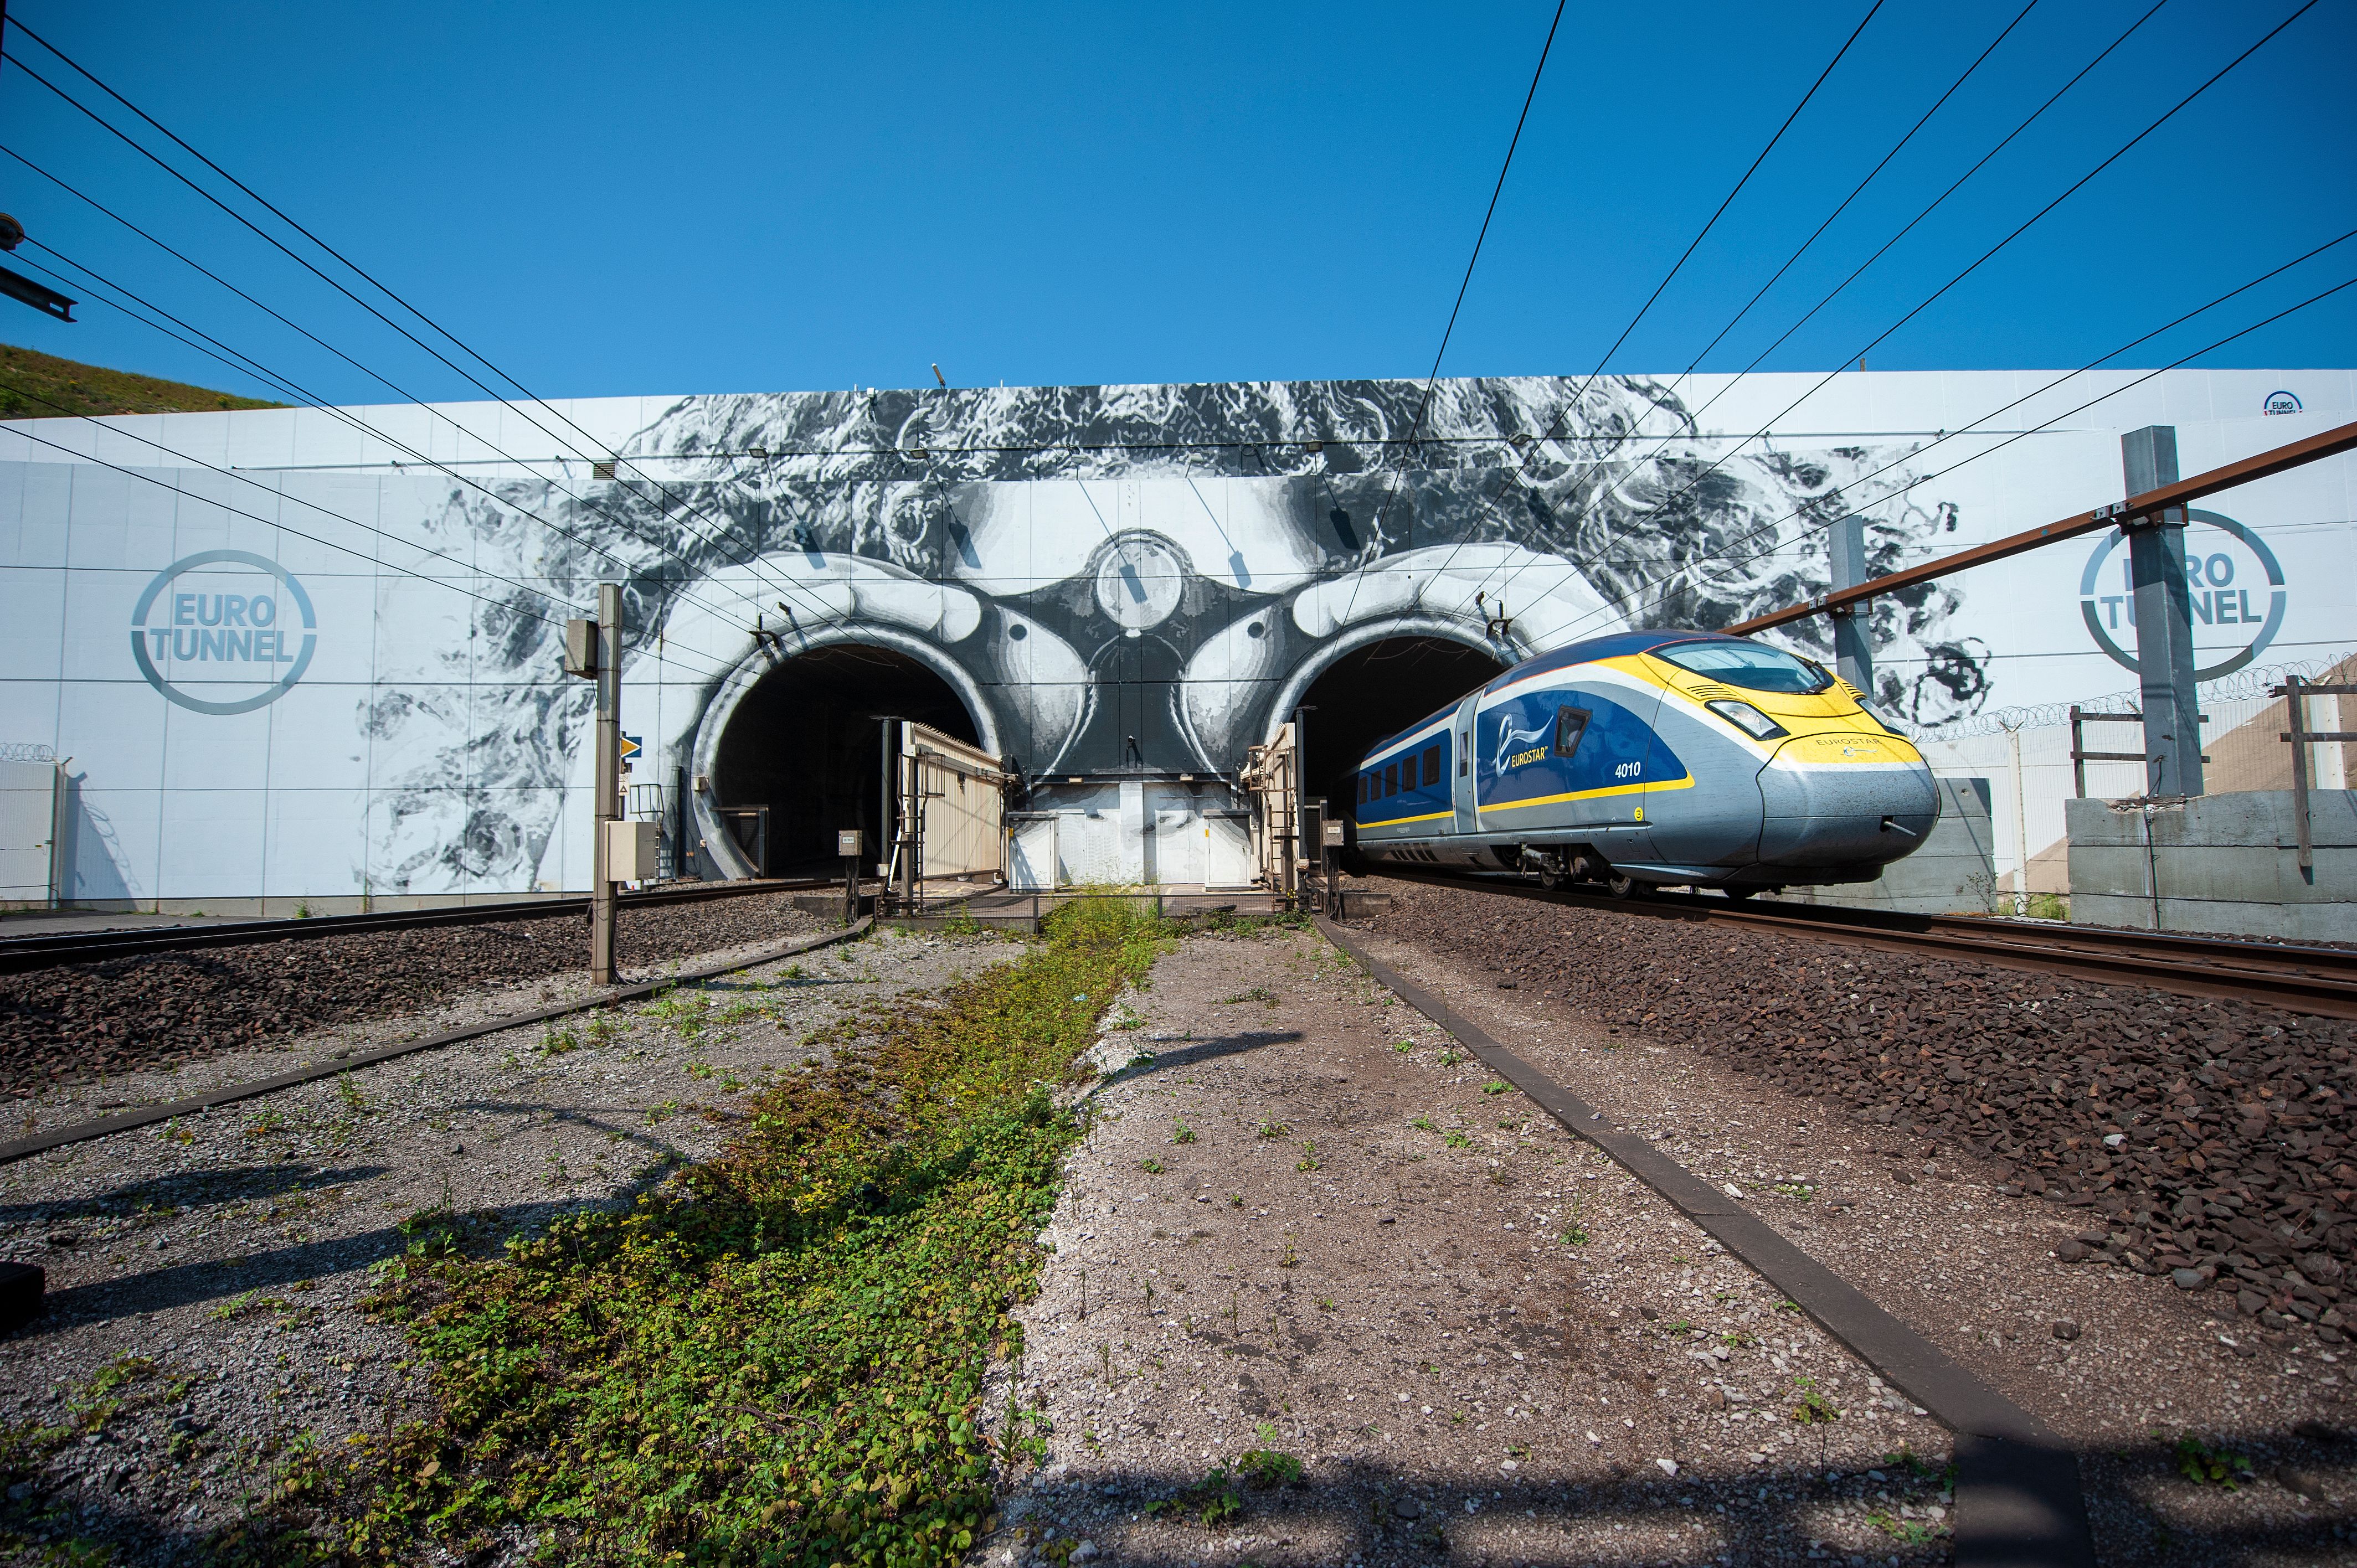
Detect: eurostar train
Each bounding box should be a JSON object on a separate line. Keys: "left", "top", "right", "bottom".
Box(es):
{"left": 1346, "top": 630, "right": 1939, "bottom": 897}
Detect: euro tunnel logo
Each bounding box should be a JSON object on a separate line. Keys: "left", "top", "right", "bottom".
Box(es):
{"left": 2077, "top": 510, "right": 2284, "bottom": 682}
{"left": 130, "top": 550, "right": 317, "bottom": 715}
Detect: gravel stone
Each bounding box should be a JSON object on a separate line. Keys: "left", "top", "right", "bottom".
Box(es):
{"left": 2, "top": 891, "right": 825, "bottom": 1096}
{"left": 1360, "top": 878, "right": 2357, "bottom": 1338}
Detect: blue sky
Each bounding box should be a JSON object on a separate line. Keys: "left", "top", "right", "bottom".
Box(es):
{"left": 1, "top": 1, "right": 2350, "bottom": 404}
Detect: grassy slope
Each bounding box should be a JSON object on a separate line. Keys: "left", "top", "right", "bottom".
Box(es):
{"left": 0, "top": 342, "right": 284, "bottom": 418}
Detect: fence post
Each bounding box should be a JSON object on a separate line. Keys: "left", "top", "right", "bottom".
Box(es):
{"left": 1829, "top": 514, "right": 1872, "bottom": 695}
{"left": 2286, "top": 675, "right": 2314, "bottom": 873}
{"left": 2068, "top": 708, "right": 2086, "bottom": 800}
{"left": 2121, "top": 427, "right": 2205, "bottom": 797}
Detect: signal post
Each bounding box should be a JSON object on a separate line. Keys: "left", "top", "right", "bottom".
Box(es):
{"left": 565, "top": 583, "right": 627, "bottom": 986}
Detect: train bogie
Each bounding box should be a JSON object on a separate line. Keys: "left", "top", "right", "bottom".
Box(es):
{"left": 1347, "top": 630, "right": 1938, "bottom": 894}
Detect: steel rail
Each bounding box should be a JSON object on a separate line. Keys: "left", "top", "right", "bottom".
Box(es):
{"left": 0, "top": 917, "right": 870, "bottom": 1169}
{"left": 1722, "top": 419, "right": 2357, "bottom": 635}
{"left": 1367, "top": 869, "right": 2357, "bottom": 1020}
{"left": 1316, "top": 916, "right": 2097, "bottom": 1567}
{"left": 0, "top": 878, "right": 839, "bottom": 975}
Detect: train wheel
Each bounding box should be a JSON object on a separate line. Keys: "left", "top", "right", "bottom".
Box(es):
{"left": 1607, "top": 873, "right": 1639, "bottom": 900}
{"left": 1723, "top": 886, "right": 1756, "bottom": 901}
{"left": 1537, "top": 866, "right": 1561, "bottom": 891}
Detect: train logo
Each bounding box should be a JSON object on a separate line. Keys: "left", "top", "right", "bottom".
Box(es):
{"left": 129, "top": 550, "right": 318, "bottom": 716}
{"left": 2076, "top": 510, "right": 2286, "bottom": 680}
{"left": 2263, "top": 389, "right": 2303, "bottom": 415}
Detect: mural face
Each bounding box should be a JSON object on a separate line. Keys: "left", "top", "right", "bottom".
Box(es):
{"left": 4, "top": 369, "right": 2346, "bottom": 901}
{"left": 575, "top": 375, "right": 1980, "bottom": 784}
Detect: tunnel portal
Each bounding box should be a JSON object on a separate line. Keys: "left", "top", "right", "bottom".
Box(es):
{"left": 708, "top": 643, "right": 981, "bottom": 875}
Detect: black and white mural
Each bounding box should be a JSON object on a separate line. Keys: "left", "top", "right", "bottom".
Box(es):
{"left": 2, "top": 368, "right": 2345, "bottom": 901}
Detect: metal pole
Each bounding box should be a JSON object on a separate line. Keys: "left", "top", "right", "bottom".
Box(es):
{"left": 2003, "top": 722, "right": 2028, "bottom": 916}
{"left": 2121, "top": 427, "right": 2204, "bottom": 798}
{"left": 897, "top": 725, "right": 917, "bottom": 911}
{"left": 876, "top": 718, "right": 894, "bottom": 880}
{"left": 591, "top": 581, "right": 621, "bottom": 986}
{"left": 1286, "top": 710, "right": 1313, "bottom": 910}
{"left": 1827, "top": 514, "right": 1872, "bottom": 696}
{"left": 2287, "top": 675, "right": 2314, "bottom": 873}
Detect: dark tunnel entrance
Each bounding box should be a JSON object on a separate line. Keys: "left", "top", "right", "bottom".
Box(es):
{"left": 1298, "top": 637, "right": 1506, "bottom": 820}
{"left": 708, "top": 644, "right": 980, "bottom": 876}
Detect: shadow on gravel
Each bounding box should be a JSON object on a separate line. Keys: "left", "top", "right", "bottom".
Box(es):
{"left": 9, "top": 1441, "right": 2349, "bottom": 1568}
{"left": 990, "top": 1437, "right": 2355, "bottom": 1566}
{"left": 11, "top": 1170, "right": 687, "bottom": 1334}
{"left": 1119, "top": 1031, "right": 1304, "bottom": 1079}
{"left": 0, "top": 1163, "right": 388, "bottom": 1225}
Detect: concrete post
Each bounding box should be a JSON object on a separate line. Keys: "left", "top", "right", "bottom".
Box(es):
{"left": 1828, "top": 514, "right": 1872, "bottom": 695}
{"left": 2120, "top": 427, "right": 2203, "bottom": 797}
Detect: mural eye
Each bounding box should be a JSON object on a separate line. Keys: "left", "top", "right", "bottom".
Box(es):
{"left": 1246, "top": 621, "right": 1265, "bottom": 639}
{"left": 1007, "top": 623, "right": 1028, "bottom": 642}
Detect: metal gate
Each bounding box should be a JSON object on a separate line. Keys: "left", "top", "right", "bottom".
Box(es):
{"left": 1239, "top": 720, "right": 1301, "bottom": 904}
{"left": 888, "top": 721, "right": 1011, "bottom": 906}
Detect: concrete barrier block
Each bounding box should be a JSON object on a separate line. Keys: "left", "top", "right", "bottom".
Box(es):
{"left": 2070, "top": 789, "right": 2356, "bottom": 938}
{"left": 2072, "top": 892, "right": 2158, "bottom": 931}
{"left": 2153, "top": 845, "right": 2288, "bottom": 906}
{"left": 2066, "top": 844, "right": 2155, "bottom": 899}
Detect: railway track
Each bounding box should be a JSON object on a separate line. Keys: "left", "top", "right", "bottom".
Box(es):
{"left": 0, "top": 877, "right": 836, "bottom": 975}
{"left": 1365, "top": 868, "right": 2357, "bottom": 1020}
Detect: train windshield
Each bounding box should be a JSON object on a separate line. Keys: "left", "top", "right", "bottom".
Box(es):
{"left": 1654, "top": 640, "right": 1833, "bottom": 694}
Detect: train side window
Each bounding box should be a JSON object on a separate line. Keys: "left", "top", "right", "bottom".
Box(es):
{"left": 1359, "top": 774, "right": 1369, "bottom": 804}
{"left": 1459, "top": 732, "right": 1469, "bottom": 775}
{"left": 1555, "top": 705, "right": 1591, "bottom": 759}
{"left": 1421, "top": 745, "right": 1440, "bottom": 787}
{"left": 1385, "top": 763, "right": 1398, "bottom": 797}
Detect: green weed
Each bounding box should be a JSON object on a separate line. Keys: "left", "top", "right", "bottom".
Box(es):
{"left": 1236, "top": 1440, "right": 1301, "bottom": 1489}
{"left": 2174, "top": 1435, "right": 2253, "bottom": 1489}
{"left": 1171, "top": 1122, "right": 1196, "bottom": 1145}
{"left": 222, "top": 897, "right": 1172, "bottom": 1568}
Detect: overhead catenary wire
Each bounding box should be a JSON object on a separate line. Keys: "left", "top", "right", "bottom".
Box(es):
{"left": 1330, "top": 0, "right": 1568, "bottom": 631}
{"left": 1402, "top": 0, "right": 1887, "bottom": 604}
{"left": 1498, "top": 264, "right": 2357, "bottom": 654}
{"left": 1461, "top": 0, "right": 2173, "bottom": 616}
{"left": 0, "top": 146, "right": 822, "bottom": 645}
{"left": 1522, "top": 0, "right": 2175, "bottom": 523}
{"left": 1634, "top": 0, "right": 2045, "bottom": 439}
{"left": 6, "top": 19, "right": 951, "bottom": 658}
{"left": 0, "top": 410, "right": 573, "bottom": 632}
{"left": 0, "top": 373, "right": 753, "bottom": 686}
{"left": 1471, "top": 0, "right": 2322, "bottom": 627}
{"left": 0, "top": 235, "right": 779, "bottom": 680}
{"left": 0, "top": 48, "right": 867, "bottom": 644}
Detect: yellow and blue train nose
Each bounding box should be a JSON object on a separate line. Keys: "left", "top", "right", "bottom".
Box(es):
{"left": 1756, "top": 727, "right": 1940, "bottom": 872}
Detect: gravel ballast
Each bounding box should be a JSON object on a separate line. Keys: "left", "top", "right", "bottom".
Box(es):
{"left": 0, "top": 926, "right": 1001, "bottom": 1564}
{"left": 1361, "top": 878, "right": 2357, "bottom": 1340}
{"left": 0, "top": 892, "right": 823, "bottom": 1098}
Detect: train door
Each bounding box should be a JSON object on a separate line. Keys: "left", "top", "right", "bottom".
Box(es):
{"left": 1450, "top": 693, "right": 1480, "bottom": 834}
